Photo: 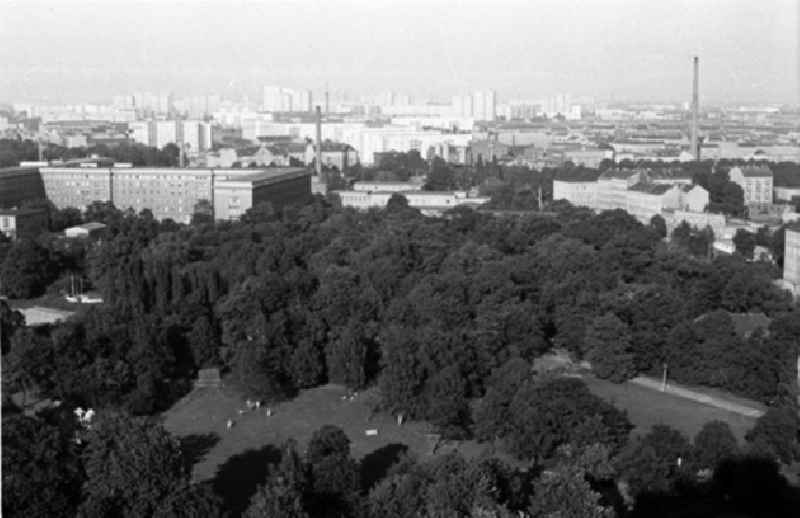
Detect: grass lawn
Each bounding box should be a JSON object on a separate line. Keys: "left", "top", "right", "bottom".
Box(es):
{"left": 162, "top": 383, "right": 498, "bottom": 515}
{"left": 583, "top": 375, "right": 757, "bottom": 442}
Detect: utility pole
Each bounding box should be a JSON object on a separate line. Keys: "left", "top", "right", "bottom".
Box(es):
{"left": 661, "top": 363, "right": 668, "bottom": 391}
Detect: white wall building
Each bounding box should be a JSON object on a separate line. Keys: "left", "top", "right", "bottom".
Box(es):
{"left": 775, "top": 186, "right": 800, "bottom": 202}
{"left": 353, "top": 181, "right": 424, "bottom": 192}
{"left": 181, "top": 121, "right": 213, "bottom": 153}
{"left": 336, "top": 190, "right": 489, "bottom": 215}
{"left": 154, "top": 120, "right": 178, "bottom": 149}
{"left": 472, "top": 91, "right": 497, "bottom": 121}
{"left": 553, "top": 180, "right": 597, "bottom": 207}
{"left": 128, "top": 121, "right": 151, "bottom": 146}
{"left": 553, "top": 171, "right": 710, "bottom": 224}
{"left": 729, "top": 166, "right": 773, "bottom": 207}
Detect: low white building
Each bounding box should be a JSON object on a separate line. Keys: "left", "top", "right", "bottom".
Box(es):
{"left": 774, "top": 186, "right": 800, "bottom": 202}
{"left": 352, "top": 181, "right": 423, "bottom": 193}
{"left": 553, "top": 180, "right": 597, "bottom": 207}
{"left": 663, "top": 210, "right": 726, "bottom": 238}
{"left": 335, "top": 190, "right": 489, "bottom": 216}
{"left": 624, "top": 184, "right": 682, "bottom": 223}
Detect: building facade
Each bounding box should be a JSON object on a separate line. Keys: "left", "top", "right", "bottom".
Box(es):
{"left": 154, "top": 121, "right": 178, "bottom": 149}
{"left": 552, "top": 170, "right": 710, "bottom": 224}
{"left": 352, "top": 181, "right": 423, "bottom": 193}
{"left": 553, "top": 180, "right": 597, "bottom": 207}
{"left": 784, "top": 226, "right": 800, "bottom": 296}
{"left": 213, "top": 169, "right": 311, "bottom": 220}
{"left": 39, "top": 166, "right": 309, "bottom": 223}
{"left": 335, "top": 189, "right": 489, "bottom": 216}
{"left": 729, "top": 166, "right": 773, "bottom": 207}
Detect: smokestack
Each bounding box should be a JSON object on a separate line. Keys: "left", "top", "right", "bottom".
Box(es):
{"left": 315, "top": 105, "right": 324, "bottom": 181}
{"left": 691, "top": 56, "right": 699, "bottom": 160}
{"left": 325, "top": 83, "right": 330, "bottom": 114}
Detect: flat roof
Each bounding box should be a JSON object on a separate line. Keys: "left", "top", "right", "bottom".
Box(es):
{"left": 735, "top": 166, "right": 773, "bottom": 178}
{"left": 354, "top": 181, "right": 421, "bottom": 185}
{"left": 214, "top": 168, "right": 309, "bottom": 187}
{"left": 0, "top": 167, "right": 39, "bottom": 177}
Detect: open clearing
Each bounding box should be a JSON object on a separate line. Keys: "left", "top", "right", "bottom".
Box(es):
{"left": 162, "top": 383, "right": 492, "bottom": 483}
{"left": 583, "top": 375, "right": 757, "bottom": 442}
{"left": 161, "top": 375, "right": 762, "bottom": 514}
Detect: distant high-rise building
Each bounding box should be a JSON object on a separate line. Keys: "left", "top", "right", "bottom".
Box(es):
{"left": 263, "top": 86, "right": 312, "bottom": 112}
{"left": 181, "top": 120, "right": 213, "bottom": 152}
{"left": 155, "top": 120, "right": 178, "bottom": 149}
{"left": 181, "top": 121, "right": 201, "bottom": 153}
{"left": 291, "top": 90, "right": 313, "bottom": 112}
{"left": 128, "top": 121, "right": 153, "bottom": 147}
{"left": 112, "top": 95, "right": 135, "bottom": 109}
{"left": 158, "top": 93, "right": 173, "bottom": 115}
{"left": 472, "top": 91, "right": 496, "bottom": 121}
{"left": 380, "top": 91, "right": 396, "bottom": 106}
{"left": 451, "top": 95, "right": 474, "bottom": 117}
{"left": 263, "top": 86, "right": 286, "bottom": 112}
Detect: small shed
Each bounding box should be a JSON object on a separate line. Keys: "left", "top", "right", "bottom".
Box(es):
{"left": 195, "top": 368, "right": 222, "bottom": 389}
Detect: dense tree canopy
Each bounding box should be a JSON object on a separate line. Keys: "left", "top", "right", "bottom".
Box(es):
{"left": 2, "top": 410, "right": 85, "bottom": 517}
{"left": 79, "top": 412, "right": 188, "bottom": 517}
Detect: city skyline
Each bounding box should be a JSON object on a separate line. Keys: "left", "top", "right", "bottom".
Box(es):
{"left": 1, "top": 0, "right": 798, "bottom": 105}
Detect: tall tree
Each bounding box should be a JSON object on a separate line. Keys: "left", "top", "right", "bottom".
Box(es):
{"left": 693, "top": 420, "right": 739, "bottom": 471}
{"left": 733, "top": 229, "right": 756, "bottom": 259}
{"left": 245, "top": 440, "right": 310, "bottom": 518}
{"left": 615, "top": 424, "right": 693, "bottom": 497}
{"left": 0, "top": 238, "right": 58, "bottom": 298}
{"left": 306, "top": 425, "right": 361, "bottom": 518}
{"left": 79, "top": 412, "right": 188, "bottom": 517}
{"left": 584, "top": 313, "right": 637, "bottom": 383}
{"left": 2, "top": 412, "right": 85, "bottom": 517}
{"left": 745, "top": 406, "right": 800, "bottom": 464}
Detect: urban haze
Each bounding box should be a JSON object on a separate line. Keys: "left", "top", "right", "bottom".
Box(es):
{"left": 1, "top": 2, "right": 800, "bottom": 518}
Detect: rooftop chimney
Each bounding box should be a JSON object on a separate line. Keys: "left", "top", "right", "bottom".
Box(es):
{"left": 691, "top": 56, "right": 699, "bottom": 160}
{"left": 315, "top": 105, "right": 324, "bottom": 181}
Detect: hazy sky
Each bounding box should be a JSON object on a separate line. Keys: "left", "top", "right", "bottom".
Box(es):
{"left": 1, "top": 0, "right": 798, "bottom": 104}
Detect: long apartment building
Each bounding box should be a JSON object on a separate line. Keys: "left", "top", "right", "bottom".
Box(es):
{"left": 39, "top": 164, "right": 310, "bottom": 223}
{"left": 553, "top": 169, "right": 709, "bottom": 224}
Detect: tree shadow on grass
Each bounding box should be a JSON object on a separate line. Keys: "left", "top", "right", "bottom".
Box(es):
{"left": 360, "top": 442, "right": 409, "bottom": 491}
{"left": 212, "top": 444, "right": 281, "bottom": 517}
{"left": 179, "top": 433, "right": 220, "bottom": 472}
